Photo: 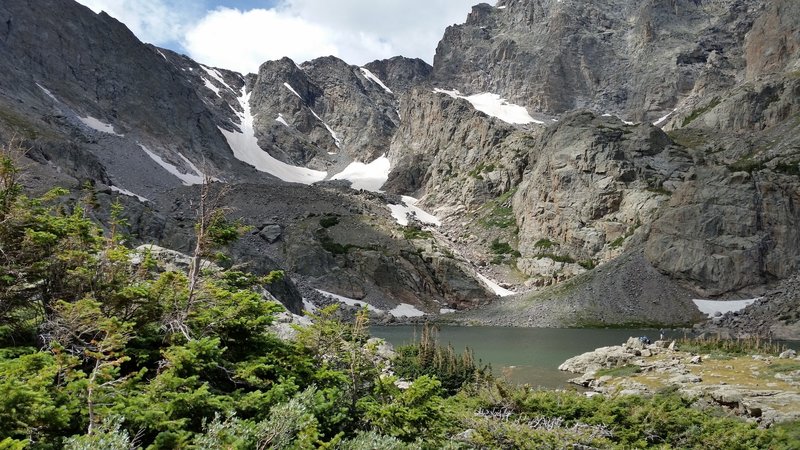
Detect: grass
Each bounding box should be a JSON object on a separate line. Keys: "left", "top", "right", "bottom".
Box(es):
{"left": 646, "top": 186, "right": 672, "bottom": 196}
{"left": 682, "top": 98, "right": 721, "bottom": 127}
{"left": 403, "top": 226, "right": 433, "bottom": 240}
{"left": 775, "top": 161, "right": 800, "bottom": 176}
{"left": 677, "top": 335, "right": 786, "bottom": 357}
{"left": 467, "top": 163, "right": 497, "bottom": 179}
{"left": 762, "top": 361, "right": 800, "bottom": 377}
{"left": 609, "top": 236, "right": 625, "bottom": 249}
{"left": 0, "top": 106, "right": 40, "bottom": 139}
{"left": 479, "top": 188, "right": 518, "bottom": 229}
{"left": 728, "top": 157, "right": 765, "bottom": 173}
{"left": 534, "top": 238, "right": 554, "bottom": 249}
{"left": 319, "top": 215, "right": 340, "bottom": 228}
{"left": 596, "top": 364, "right": 641, "bottom": 378}
{"left": 490, "top": 239, "right": 515, "bottom": 255}
{"left": 534, "top": 253, "right": 575, "bottom": 264}
{"left": 667, "top": 128, "right": 708, "bottom": 148}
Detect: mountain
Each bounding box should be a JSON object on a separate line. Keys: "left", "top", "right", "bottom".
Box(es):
{"left": 1, "top": 0, "right": 798, "bottom": 332}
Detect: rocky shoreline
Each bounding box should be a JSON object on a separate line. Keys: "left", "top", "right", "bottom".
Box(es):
{"left": 559, "top": 337, "right": 800, "bottom": 426}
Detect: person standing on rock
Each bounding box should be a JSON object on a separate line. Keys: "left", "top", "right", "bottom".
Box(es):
{"left": 660, "top": 329, "right": 665, "bottom": 340}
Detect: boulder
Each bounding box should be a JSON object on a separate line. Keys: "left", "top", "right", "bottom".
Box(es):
{"left": 559, "top": 345, "right": 633, "bottom": 374}
{"left": 258, "top": 224, "right": 283, "bottom": 243}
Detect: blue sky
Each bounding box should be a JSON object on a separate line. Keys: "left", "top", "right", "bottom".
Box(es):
{"left": 75, "top": 0, "right": 479, "bottom": 73}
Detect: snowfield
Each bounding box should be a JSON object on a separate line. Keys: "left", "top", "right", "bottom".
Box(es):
{"left": 389, "top": 303, "right": 426, "bottom": 318}
{"left": 139, "top": 144, "right": 204, "bottom": 186}
{"left": 331, "top": 155, "right": 391, "bottom": 191}
{"left": 316, "top": 289, "right": 383, "bottom": 313}
{"left": 79, "top": 115, "right": 124, "bottom": 136}
{"left": 476, "top": 273, "right": 516, "bottom": 297}
{"left": 388, "top": 196, "right": 442, "bottom": 226}
{"left": 434, "top": 88, "right": 543, "bottom": 125}
{"left": 220, "top": 87, "right": 327, "bottom": 184}
{"left": 692, "top": 298, "right": 760, "bottom": 318}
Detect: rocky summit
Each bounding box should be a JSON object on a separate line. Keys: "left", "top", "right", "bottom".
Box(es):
{"left": 1, "top": 0, "right": 799, "bottom": 333}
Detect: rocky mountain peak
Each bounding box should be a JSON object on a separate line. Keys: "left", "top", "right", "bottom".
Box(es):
{"left": 363, "top": 56, "right": 433, "bottom": 95}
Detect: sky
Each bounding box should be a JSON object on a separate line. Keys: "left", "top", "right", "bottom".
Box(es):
{"left": 74, "top": 0, "right": 479, "bottom": 74}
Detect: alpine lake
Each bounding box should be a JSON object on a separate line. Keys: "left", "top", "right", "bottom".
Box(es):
{"left": 370, "top": 325, "right": 800, "bottom": 388}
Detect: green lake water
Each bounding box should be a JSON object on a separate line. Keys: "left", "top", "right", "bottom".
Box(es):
{"left": 370, "top": 325, "right": 681, "bottom": 388}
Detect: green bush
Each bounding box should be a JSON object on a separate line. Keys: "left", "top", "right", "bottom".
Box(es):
{"left": 402, "top": 226, "right": 433, "bottom": 240}
{"left": 391, "top": 323, "right": 488, "bottom": 395}
{"left": 490, "top": 239, "right": 514, "bottom": 255}
{"left": 319, "top": 215, "right": 340, "bottom": 228}
{"left": 534, "top": 253, "right": 575, "bottom": 264}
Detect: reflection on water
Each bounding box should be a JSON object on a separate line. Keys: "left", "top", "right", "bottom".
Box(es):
{"left": 370, "top": 325, "right": 670, "bottom": 388}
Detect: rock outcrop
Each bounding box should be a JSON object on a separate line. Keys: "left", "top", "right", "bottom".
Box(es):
{"left": 512, "top": 112, "right": 690, "bottom": 278}
{"left": 560, "top": 338, "right": 800, "bottom": 425}
{"left": 364, "top": 56, "right": 433, "bottom": 95}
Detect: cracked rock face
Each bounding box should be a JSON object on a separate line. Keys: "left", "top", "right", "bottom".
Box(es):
{"left": 432, "top": 0, "right": 761, "bottom": 121}
{"left": 248, "top": 56, "right": 400, "bottom": 169}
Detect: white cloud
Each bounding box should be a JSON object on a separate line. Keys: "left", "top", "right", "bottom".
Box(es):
{"left": 77, "top": 0, "right": 480, "bottom": 74}
{"left": 183, "top": 8, "right": 340, "bottom": 73}
{"left": 75, "top": 0, "right": 196, "bottom": 45}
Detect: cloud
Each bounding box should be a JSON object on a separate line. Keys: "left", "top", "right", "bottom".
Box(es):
{"left": 75, "top": 0, "right": 199, "bottom": 45}
{"left": 77, "top": 0, "right": 480, "bottom": 74}
{"left": 281, "top": 0, "right": 477, "bottom": 61}
{"left": 183, "top": 8, "right": 340, "bottom": 73}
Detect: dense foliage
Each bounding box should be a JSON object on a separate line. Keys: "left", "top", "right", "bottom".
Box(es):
{"left": 1, "top": 142, "right": 798, "bottom": 448}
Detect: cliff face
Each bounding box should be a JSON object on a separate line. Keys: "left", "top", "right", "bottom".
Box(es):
{"left": 248, "top": 56, "right": 400, "bottom": 168}
{"left": 431, "top": 0, "right": 761, "bottom": 122}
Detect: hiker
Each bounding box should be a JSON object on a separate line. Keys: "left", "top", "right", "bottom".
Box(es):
{"left": 660, "top": 329, "right": 665, "bottom": 340}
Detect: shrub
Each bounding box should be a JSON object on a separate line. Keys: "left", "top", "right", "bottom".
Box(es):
{"left": 319, "top": 215, "right": 340, "bottom": 228}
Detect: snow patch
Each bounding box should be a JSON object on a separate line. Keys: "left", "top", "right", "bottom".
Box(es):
{"left": 36, "top": 83, "right": 58, "bottom": 102}
{"left": 601, "top": 113, "right": 635, "bottom": 125}
{"left": 309, "top": 109, "right": 342, "bottom": 148}
{"left": 110, "top": 185, "right": 149, "bottom": 203}
{"left": 202, "top": 78, "right": 220, "bottom": 96}
{"left": 275, "top": 114, "right": 290, "bottom": 127}
{"left": 653, "top": 109, "right": 677, "bottom": 126}
{"left": 201, "top": 65, "right": 234, "bottom": 92}
{"left": 433, "top": 89, "right": 542, "bottom": 125}
{"left": 330, "top": 155, "right": 390, "bottom": 192}
{"left": 79, "top": 116, "right": 124, "bottom": 136}
{"left": 360, "top": 67, "right": 393, "bottom": 94}
{"left": 476, "top": 273, "right": 515, "bottom": 297}
{"left": 316, "top": 289, "right": 383, "bottom": 313}
{"left": 388, "top": 196, "right": 441, "bottom": 226}
{"left": 283, "top": 82, "right": 302, "bottom": 99}
{"left": 219, "top": 87, "right": 327, "bottom": 184}
{"left": 692, "top": 298, "right": 760, "bottom": 318}
{"left": 389, "top": 303, "right": 426, "bottom": 318}
{"left": 139, "top": 144, "right": 204, "bottom": 185}
{"left": 439, "top": 308, "right": 456, "bottom": 314}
